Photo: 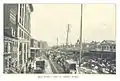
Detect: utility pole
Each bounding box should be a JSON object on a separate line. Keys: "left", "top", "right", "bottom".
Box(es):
{"left": 57, "top": 37, "right": 58, "bottom": 47}
{"left": 79, "top": 4, "right": 83, "bottom": 67}
{"left": 66, "top": 24, "right": 70, "bottom": 47}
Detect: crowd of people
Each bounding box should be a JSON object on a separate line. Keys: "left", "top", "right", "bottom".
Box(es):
{"left": 81, "top": 56, "right": 116, "bottom": 74}
{"left": 48, "top": 49, "right": 116, "bottom": 74}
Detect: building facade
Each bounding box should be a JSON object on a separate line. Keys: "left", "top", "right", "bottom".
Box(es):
{"left": 75, "top": 40, "right": 116, "bottom": 52}
{"left": 4, "top": 4, "right": 18, "bottom": 73}
{"left": 30, "top": 38, "right": 40, "bottom": 60}
{"left": 96, "top": 40, "right": 116, "bottom": 52}
{"left": 89, "top": 40, "right": 116, "bottom": 52}
{"left": 3, "top": 4, "right": 33, "bottom": 73}
{"left": 17, "top": 4, "right": 33, "bottom": 73}
{"left": 39, "top": 41, "right": 48, "bottom": 49}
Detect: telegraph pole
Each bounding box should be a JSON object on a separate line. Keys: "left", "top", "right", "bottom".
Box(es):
{"left": 79, "top": 4, "right": 83, "bottom": 67}
{"left": 57, "top": 37, "right": 58, "bottom": 47}
{"left": 66, "top": 24, "right": 70, "bottom": 47}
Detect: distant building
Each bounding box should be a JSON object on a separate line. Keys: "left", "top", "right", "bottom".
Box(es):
{"left": 3, "top": 4, "right": 33, "bottom": 73}
{"left": 39, "top": 41, "right": 48, "bottom": 49}
{"left": 30, "top": 38, "right": 40, "bottom": 60}
{"left": 75, "top": 39, "right": 90, "bottom": 52}
{"left": 89, "top": 41, "right": 98, "bottom": 51}
{"left": 75, "top": 39, "right": 116, "bottom": 52}
{"left": 97, "top": 40, "right": 116, "bottom": 52}
{"left": 89, "top": 40, "right": 116, "bottom": 52}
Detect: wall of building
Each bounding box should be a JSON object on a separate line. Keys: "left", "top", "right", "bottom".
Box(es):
{"left": 75, "top": 40, "right": 116, "bottom": 52}
{"left": 4, "top": 4, "right": 33, "bottom": 73}
{"left": 3, "top": 4, "right": 19, "bottom": 73}
{"left": 30, "top": 38, "right": 41, "bottom": 60}
{"left": 4, "top": 4, "right": 18, "bottom": 38}
{"left": 17, "top": 4, "right": 33, "bottom": 73}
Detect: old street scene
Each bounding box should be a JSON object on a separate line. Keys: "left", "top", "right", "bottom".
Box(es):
{"left": 3, "top": 4, "right": 116, "bottom": 74}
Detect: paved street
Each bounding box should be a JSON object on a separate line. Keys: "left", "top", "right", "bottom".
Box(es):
{"left": 43, "top": 54, "right": 62, "bottom": 73}
{"left": 43, "top": 59, "right": 53, "bottom": 74}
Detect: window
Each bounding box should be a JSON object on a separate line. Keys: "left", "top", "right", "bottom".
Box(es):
{"left": 19, "top": 4, "right": 25, "bottom": 26}
{"left": 9, "top": 58, "right": 12, "bottom": 67}
{"left": 106, "top": 46, "right": 108, "bottom": 50}
{"left": 15, "top": 42, "right": 18, "bottom": 47}
{"left": 28, "top": 13, "right": 30, "bottom": 29}
{"left": 27, "top": 36, "right": 29, "bottom": 40}
{"left": 113, "top": 46, "right": 116, "bottom": 49}
{"left": 24, "top": 33, "right": 25, "bottom": 39}
{"left": 19, "top": 4, "right": 22, "bottom": 23}
{"left": 21, "top": 4, "right": 24, "bottom": 26}
{"left": 24, "top": 33, "right": 27, "bottom": 39}
{"left": 19, "top": 29, "right": 21, "bottom": 37}
{"left": 19, "top": 43, "right": 22, "bottom": 51}
{"left": 10, "top": 43, "right": 12, "bottom": 52}
{"left": 13, "top": 41, "right": 14, "bottom": 46}
{"left": 4, "top": 42, "right": 8, "bottom": 53}
{"left": 19, "top": 43, "right": 22, "bottom": 64}
{"left": 10, "top": 8, "right": 16, "bottom": 24}
{"left": 22, "top": 31, "right": 23, "bottom": 38}
{"left": 110, "top": 46, "right": 112, "bottom": 49}
{"left": 4, "top": 59, "right": 7, "bottom": 68}
{"left": 24, "top": 44, "right": 26, "bottom": 50}
{"left": 11, "top": 28, "right": 16, "bottom": 37}
{"left": 24, "top": 44, "right": 26, "bottom": 62}
{"left": 102, "top": 45, "right": 106, "bottom": 50}
{"left": 8, "top": 43, "right": 11, "bottom": 53}
{"left": 13, "top": 31, "right": 16, "bottom": 36}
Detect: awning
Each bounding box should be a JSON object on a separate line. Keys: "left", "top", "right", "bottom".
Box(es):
{"left": 30, "top": 48, "right": 40, "bottom": 50}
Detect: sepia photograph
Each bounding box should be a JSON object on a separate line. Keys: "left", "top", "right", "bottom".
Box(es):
{"left": 3, "top": 3, "right": 116, "bottom": 74}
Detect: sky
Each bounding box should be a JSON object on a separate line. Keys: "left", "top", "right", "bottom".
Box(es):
{"left": 31, "top": 4, "right": 115, "bottom": 46}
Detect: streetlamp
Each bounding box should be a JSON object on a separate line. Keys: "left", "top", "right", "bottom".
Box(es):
{"left": 79, "top": 4, "right": 83, "bottom": 67}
